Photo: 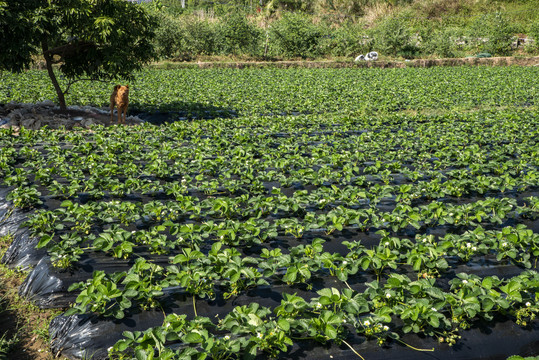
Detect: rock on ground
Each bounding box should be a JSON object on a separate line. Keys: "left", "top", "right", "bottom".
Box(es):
{"left": 0, "top": 101, "right": 143, "bottom": 131}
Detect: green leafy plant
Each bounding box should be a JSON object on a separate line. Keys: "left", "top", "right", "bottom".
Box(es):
{"left": 0, "top": 0, "right": 157, "bottom": 109}
{"left": 375, "top": 17, "right": 417, "bottom": 58}
{"left": 5, "top": 185, "right": 42, "bottom": 209}
{"left": 66, "top": 271, "right": 130, "bottom": 319}
{"left": 269, "top": 13, "right": 324, "bottom": 58}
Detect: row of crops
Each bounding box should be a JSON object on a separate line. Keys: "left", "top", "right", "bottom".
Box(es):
{"left": 1, "top": 66, "right": 539, "bottom": 115}
{"left": 0, "top": 66, "right": 538, "bottom": 359}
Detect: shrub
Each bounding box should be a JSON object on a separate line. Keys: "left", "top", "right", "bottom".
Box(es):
{"left": 420, "top": 27, "right": 458, "bottom": 58}
{"left": 470, "top": 12, "right": 515, "bottom": 56}
{"left": 269, "top": 13, "right": 324, "bottom": 58}
{"left": 153, "top": 13, "right": 184, "bottom": 59}
{"left": 483, "top": 12, "right": 514, "bottom": 56}
{"left": 183, "top": 18, "right": 221, "bottom": 56}
{"left": 528, "top": 21, "right": 539, "bottom": 51}
{"left": 219, "top": 12, "right": 262, "bottom": 56}
{"left": 160, "top": 0, "right": 187, "bottom": 15}
{"left": 312, "top": 0, "right": 367, "bottom": 16}
{"left": 151, "top": 13, "right": 222, "bottom": 60}
{"left": 375, "top": 17, "right": 417, "bottom": 58}
{"left": 318, "top": 22, "right": 374, "bottom": 57}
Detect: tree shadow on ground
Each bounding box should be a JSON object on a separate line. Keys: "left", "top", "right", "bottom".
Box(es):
{"left": 130, "top": 100, "right": 238, "bottom": 126}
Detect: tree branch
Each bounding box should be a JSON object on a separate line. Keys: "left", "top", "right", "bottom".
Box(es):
{"left": 44, "top": 41, "right": 98, "bottom": 59}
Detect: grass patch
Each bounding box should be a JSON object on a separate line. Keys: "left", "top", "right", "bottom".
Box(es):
{"left": 0, "top": 235, "right": 63, "bottom": 360}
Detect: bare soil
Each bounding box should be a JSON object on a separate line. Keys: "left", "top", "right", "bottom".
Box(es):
{"left": 159, "top": 55, "right": 539, "bottom": 69}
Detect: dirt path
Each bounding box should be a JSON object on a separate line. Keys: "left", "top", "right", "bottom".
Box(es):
{"left": 159, "top": 55, "right": 539, "bottom": 69}
{"left": 0, "top": 237, "right": 63, "bottom": 360}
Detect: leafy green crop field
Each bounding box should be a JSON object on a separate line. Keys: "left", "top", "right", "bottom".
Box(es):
{"left": 0, "top": 67, "right": 538, "bottom": 359}
{"left": 1, "top": 66, "right": 538, "bottom": 115}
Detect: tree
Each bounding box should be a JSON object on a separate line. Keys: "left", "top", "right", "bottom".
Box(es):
{"left": 0, "top": 0, "right": 157, "bottom": 110}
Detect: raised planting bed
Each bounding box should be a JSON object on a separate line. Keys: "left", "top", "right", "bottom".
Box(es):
{"left": 0, "top": 67, "right": 538, "bottom": 360}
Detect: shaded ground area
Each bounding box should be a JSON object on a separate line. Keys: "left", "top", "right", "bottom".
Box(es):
{"left": 0, "top": 101, "right": 143, "bottom": 132}
{"left": 129, "top": 108, "right": 237, "bottom": 126}
{"left": 0, "top": 102, "right": 236, "bottom": 130}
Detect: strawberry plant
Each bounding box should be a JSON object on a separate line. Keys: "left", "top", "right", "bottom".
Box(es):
{"left": 66, "top": 271, "right": 130, "bottom": 319}
{"left": 2, "top": 66, "right": 539, "bottom": 359}
{"left": 359, "top": 246, "right": 399, "bottom": 281}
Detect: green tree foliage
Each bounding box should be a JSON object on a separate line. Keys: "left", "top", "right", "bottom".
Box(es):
{"left": 153, "top": 13, "right": 185, "bottom": 59}
{"left": 157, "top": 16, "right": 221, "bottom": 59}
{"left": 470, "top": 12, "right": 515, "bottom": 56}
{"left": 318, "top": 22, "right": 374, "bottom": 57}
{"left": 220, "top": 13, "right": 262, "bottom": 56}
{"left": 481, "top": 12, "right": 515, "bottom": 56}
{"left": 375, "top": 17, "right": 418, "bottom": 58}
{"left": 269, "top": 13, "right": 324, "bottom": 58}
{"left": 157, "top": 10, "right": 264, "bottom": 60}
{"left": 529, "top": 21, "right": 539, "bottom": 51}
{"left": 420, "top": 26, "right": 460, "bottom": 58}
{"left": 0, "top": 0, "right": 41, "bottom": 72}
{"left": 0, "top": 0, "right": 156, "bottom": 110}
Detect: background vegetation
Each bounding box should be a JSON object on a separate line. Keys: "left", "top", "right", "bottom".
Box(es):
{"left": 143, "top": 0, "right": 539, "bottom": 61}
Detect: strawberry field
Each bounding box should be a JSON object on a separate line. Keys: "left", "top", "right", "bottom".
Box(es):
{"left": 0, "top": 66, "right": 538, "bottom": 359}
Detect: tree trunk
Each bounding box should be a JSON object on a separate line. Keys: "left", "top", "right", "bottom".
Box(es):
{"left": 41, "top": 38, "right": 67, "bottom": 111}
